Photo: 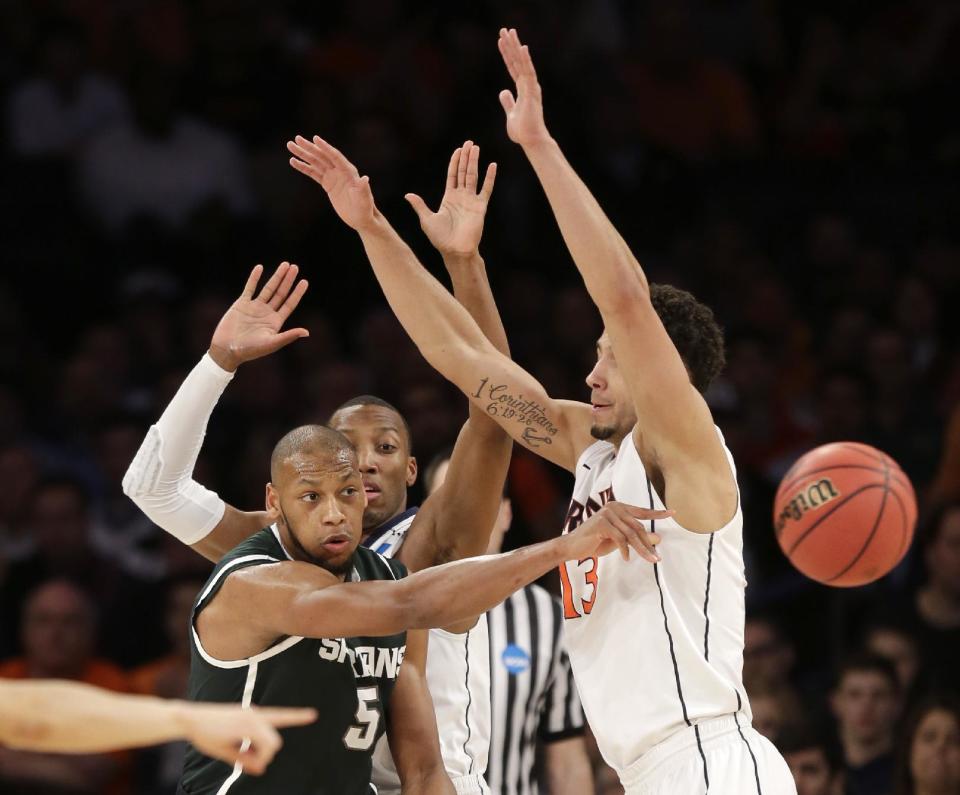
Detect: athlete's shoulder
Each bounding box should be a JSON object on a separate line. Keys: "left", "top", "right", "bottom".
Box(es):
{"left": 217, "top": 525, "right": 285, "bottom": 567}
{"left": 573, "top": 438, "right": 617, "bottom": 474}
{"left": 354, "top": 545, "right": 408, "bottom": 581}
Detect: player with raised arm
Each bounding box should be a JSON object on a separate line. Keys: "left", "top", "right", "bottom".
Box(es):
{"left": 126, "top": 264, "right": 669, "bottom": 795}
{"left": 0, "top": 679, "right": 315, "bottom": 775}
{"left": 124, "top": 143, "right": 513, "bottom": 794}
{"left": 285, "top": 27, "right": 795, "bottom": 794}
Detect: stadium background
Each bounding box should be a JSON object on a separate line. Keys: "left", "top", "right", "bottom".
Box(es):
{"left": 1, "top": 1, "right": 958, "bottom": 793}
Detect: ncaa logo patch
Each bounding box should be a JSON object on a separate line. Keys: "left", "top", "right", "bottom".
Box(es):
{"left": 501, "top": 644, "right": 530, "bottom": 675}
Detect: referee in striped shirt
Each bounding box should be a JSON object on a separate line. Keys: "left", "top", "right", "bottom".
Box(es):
{"left": 426, "top": 454, "right": 594, "bottom": 795}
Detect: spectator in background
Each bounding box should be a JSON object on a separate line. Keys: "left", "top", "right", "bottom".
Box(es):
{"left": 743, "top": 612, "right": 796, "bottom": 690}
{"left": 886, "top": 501, "right": 960, "bottom": 690}
{"left": 863, "top": 620, "right": 921, "bottom": 697}
{"left": 865, "top": 327, "right": 941, "bottom": 485}
{"left": 0, "top": 477, "right": 164, "bottom": 667}
{"left": 622, "top": 0, "right": 760, "bottom": 160}
{"left": 929, "top": 404, "right": 960, "bottom": 506}
{"left": 6, "top": 21, "right": 129, "bottom": 157}
{"left": 90, "top": 416, "right": 167, "bottom": 581}
{"left": 0, "top": 444, "right": 40, "bottom": 563}
{"left": 893, "top": 694, "right": 960, "bottom": 795}
{"left": 0, "top": 477, "right": 121, "bottom": 651}
{"left": 831, "top": 654, "right": 901, "bottom": 795}
{"left": 814, "top": 369, "right": 872, "bottom": 445}
{"left": 129, "top": 576, "right": 200, "bottom": 699}
{"left": 749, "top": 679, "right": 804, "bottom": 745}
{"left": 0, "top": 579, "right": 130, "bottom": 794}
{"left": 130, "top": 575, "right": 205, "bottom": 795}
{"left": 779, "top": 722, "right": 843, "bottom": 795}
{"left": 77, "top": 61, "right": 254, "bottom": 234}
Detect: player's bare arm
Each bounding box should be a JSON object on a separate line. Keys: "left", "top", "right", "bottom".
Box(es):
{"left": 0, "top": 679, "right": 315, "bottom": 775}
{"left": 287, "top": 135, "right": 594, "bottom": 472}
{"left": 124, "top": 263, "right": 310, "bottom": 561}
{"left": 196, "top": 501, "right": 670, "bottom": 659}
{"left": 384, "top": 629, "right": 456, "bottom": 794}
{"left": 398, "top": 141, "right": 512, "bottom": 584}
{"left": 496, "top": 29, "right": 736, "bottom": 531}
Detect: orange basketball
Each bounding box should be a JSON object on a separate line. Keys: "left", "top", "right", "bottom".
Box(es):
{"left": 773, "top": 442, "right": 917, "bottom": 587}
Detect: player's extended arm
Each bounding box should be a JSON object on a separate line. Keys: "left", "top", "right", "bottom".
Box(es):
{"left": 0, "top": 679, "right": 315, "bottom": 774}
{"left": 219, "top": 502, "right": 669, "bottom": 644}
{"left": 287, "top": 135, "right": 594, "bottom": 473}
{"left": 545, "top": 738, "right": 595, "bottom": 795}
{"left": 497, "top": 29, "right": 736, "bottom": 530}
{"left": 123, "top": 263, "right": 309, "bottom": 561}
{"left": 399, "top": 141, "right": 512, "bottom": 573}
{"left": 387, "top": 630, "right": 455, "bottom": 794}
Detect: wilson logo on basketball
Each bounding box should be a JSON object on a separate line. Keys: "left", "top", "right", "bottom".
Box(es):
{"left": 774, "top": 478, "right": 840, "bottom": 536}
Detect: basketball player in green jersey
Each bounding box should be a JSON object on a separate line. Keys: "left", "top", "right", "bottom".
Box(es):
{"left": 163, "top": 267, "right": 670, "bottom": 795}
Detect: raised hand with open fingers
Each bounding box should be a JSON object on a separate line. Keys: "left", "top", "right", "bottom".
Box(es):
{"left": 287, "top": 135, "right": 377, "bottom": 231}
{"left": 497, "top": 28, "right": 550, "bottom": 148}
{"left": 208, "top": 262, "right": 310, "bottom": 372}
{"left": 404, "top": 140, "right": 497, "bottom": 260}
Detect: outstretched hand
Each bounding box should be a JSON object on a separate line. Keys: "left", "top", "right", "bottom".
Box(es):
{"left": 562, "top": 501, "right": 673, "bottom": 564}
{"left": 287, "top": 135, "right": 377, "bottom": 231}
{"left": 405, "top": 140, "right": 497, "bottom": 260}
{"left": 184, "top": 704, "right": 317, "bottom": 776}
{"left": 209, "top": 262, "right": 309, "bottom": 372}
{"left": 497, "top": 28, "right": 550, "bottom": 147}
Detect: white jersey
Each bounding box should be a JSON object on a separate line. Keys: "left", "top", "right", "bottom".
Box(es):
{"left": 561, "top": 432, "right": 751, "bottom": 778}
{"left": 365, "top": 508, "right": 491, "bottom": 794}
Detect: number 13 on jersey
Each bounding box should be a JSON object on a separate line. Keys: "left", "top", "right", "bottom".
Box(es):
{"left": 559, "top": 557, "right": 599, "bottom": 619}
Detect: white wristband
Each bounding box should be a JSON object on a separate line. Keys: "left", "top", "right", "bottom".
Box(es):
{"left": 122, "top": 353, "right": 234, "bottom": 545}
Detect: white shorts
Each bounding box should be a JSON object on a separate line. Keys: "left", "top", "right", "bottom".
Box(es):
{"left": 620, "top": 715, "right": 797, "bottom": 795}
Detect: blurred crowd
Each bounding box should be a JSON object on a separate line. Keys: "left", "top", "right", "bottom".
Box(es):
{"left": 1, "top": 1, "right": 959, "bottom": 793}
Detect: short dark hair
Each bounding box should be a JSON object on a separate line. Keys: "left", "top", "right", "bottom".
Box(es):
{"left": 777, "top": 721, "right": 842, "bottom": 772}
{"left": 269, "top": 425, "right": 356, "bottom": 482}
{"left": 835, "top": 652, "right": 900, "bottom": 694}
{"left": 650, "top": 284, "right": 726, "bottom": 393}
{"left": 329, "top": 394, "right": 413, "bottom": 452}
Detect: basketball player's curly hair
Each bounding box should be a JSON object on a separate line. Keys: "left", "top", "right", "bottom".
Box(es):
{"left": 650, "top": 284, "right": 726, "bottom": 394}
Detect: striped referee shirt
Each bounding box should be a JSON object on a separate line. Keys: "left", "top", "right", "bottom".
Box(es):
{"left": 486, "top": 584, "right": 585, "bottom": 795}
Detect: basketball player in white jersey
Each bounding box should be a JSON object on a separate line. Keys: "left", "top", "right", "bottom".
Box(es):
{"left": 124, "top": 143, "right": 511, "bottom": 794}
{"left": 284, "top": 27, "right": 796, "bottom": 794}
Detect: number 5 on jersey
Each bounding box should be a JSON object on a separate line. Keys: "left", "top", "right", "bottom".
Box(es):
{"left": 559, "top": 557, "right": 599, "bottom": 619}
{"left": 344, "top": 686, "right": 381, "bottom": 751}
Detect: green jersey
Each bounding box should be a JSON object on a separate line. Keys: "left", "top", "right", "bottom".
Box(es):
{"left": 178, "top": 526, "right": 407, "bottom": 795}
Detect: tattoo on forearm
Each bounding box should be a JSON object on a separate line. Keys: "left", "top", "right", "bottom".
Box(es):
{"left": 473, "top": 378, "right": 557, "bottom": 447}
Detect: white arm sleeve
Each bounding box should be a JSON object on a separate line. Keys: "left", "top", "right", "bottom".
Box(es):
{"left": 122, "top": 353, "right": 234, "bottom": 545}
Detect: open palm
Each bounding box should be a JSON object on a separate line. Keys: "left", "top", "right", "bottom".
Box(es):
{"left": 497, "top": 28, "right": 550, "bottom": 147}
{"left": 288, "top": 135, "right": 377, "bottom": 231}
{"left": 405, "top": 141, "right": 496, "bottom": 258}
{"left": 209, "top": 262, "right": 309, "bottom": 371}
